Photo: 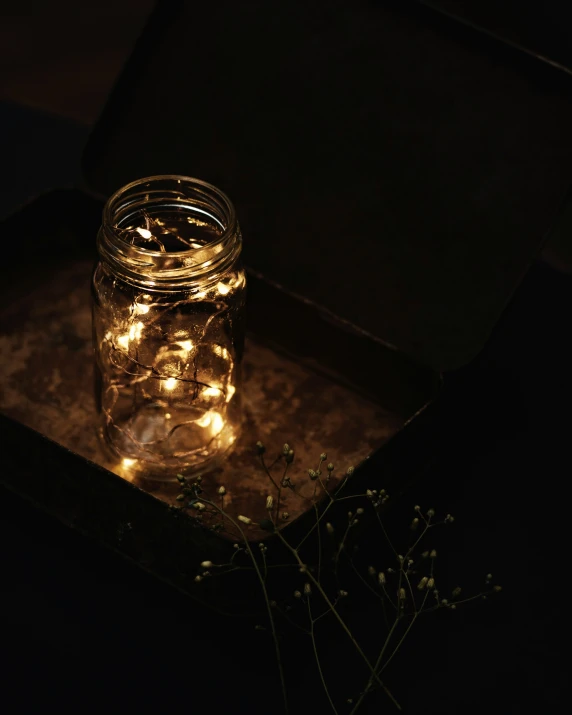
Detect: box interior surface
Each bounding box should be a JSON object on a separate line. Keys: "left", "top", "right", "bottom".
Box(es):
{"left": 0, "top": 191, "right": 438, "bottom": 536}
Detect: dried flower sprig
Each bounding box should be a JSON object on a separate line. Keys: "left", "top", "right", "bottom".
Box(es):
{"left": 178, "top": 442, "right": 501, "bottom": 714}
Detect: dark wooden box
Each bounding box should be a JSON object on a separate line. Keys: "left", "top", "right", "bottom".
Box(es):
{"left": 3, "top": 0, "right": 572, "bottom": 602}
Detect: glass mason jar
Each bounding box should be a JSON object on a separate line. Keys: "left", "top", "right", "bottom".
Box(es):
{"left": 92, "top": 176, "right": 246, "bottom": 479}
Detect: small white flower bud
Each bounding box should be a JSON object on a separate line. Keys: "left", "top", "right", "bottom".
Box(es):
{"left": 238, "top": 515, "right": 252, "bottom": 525}
{"left": 378, "top": 572, "right": 386, "bottom": 585}
{"left": 430, "top": 549, "right": 437, "bottom": 559}
{"left": 417, "top": 577, "right": 428, "bottom": 590}
{"left": 399, "top": 588, "right": 406, "bottom": 600}
{"left": 326, "top": 522, "right": 334, "bottom": 535}
{"left": 486, "top": 573, "right": 493, "bottom": 581}
{"left": 452, "top": 587, "right": 462, "bottom": 598}
{"left": 366, "top": 489, "right": 374, "bottom": 498}
{"left": 265, "top": 495, "right": 274, "bottom": 510}
{"left": 294, "top": 590, "right": 302, "bottom": 599}
{"left": 368, "top": 565, "right": 376, "bottom": 576}
{"left": 414, "top": 505, "right": 421, "bottom": 512}
{"left": 339, "top": 590, "right": 348, "bottom": 597}
{"left": 217, "top": 486, "right": 226, "bottom": 496}
{"left": 346, "top": 466, "right": 355, "bottom": 476}
{"left": 320, "top": 452, "right": 327, "bottom": 461}
{"left": 327, "top": 462, "right": 334, "bottom": 472}
{"left": 233, "top": 543, "right": 240, "bottom": 549}
{"left": 281, "top": 511, "right": 290, "bottom": 521}
{"left": 200, "top": 560, "right": 213, "bottom": 568}
{"left": 304, "top": 583, "right": 311, "bottom": 595}
{"left": 356, "top": 508, "right": 364, "bottom": 515}
{"left": 427, "top": 577, "right": 435, "bottom": 589}
{"left": 194, "top": 575, "right": 203, "bottom": 583}
{"left": 427, "top": 508, "right": 435, "bottom": 518}
{"left": 493, "top": 585, "right": 502, "bottom": 592}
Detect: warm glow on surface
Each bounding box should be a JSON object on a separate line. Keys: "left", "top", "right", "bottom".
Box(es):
{"left": 217, "top": 282, "right": 230, "bottom": 295}
{"left": 163, "top": 377, "right": 178, "bottom": 390}
{"left": 225, "top": 384, "right": 236, "bottom": 402}
{"left": 134, "top": 303, "right": 150, "bottom": 315}
{"left": 122, "top": 458, "right": 136, "bottom": 467}
{"left": 136, "top": 227, "right": 152, "bottom": 239}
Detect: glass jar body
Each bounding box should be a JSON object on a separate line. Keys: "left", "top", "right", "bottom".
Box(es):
{"left": 91, "top": 176, "right": 246, "bottom": 479}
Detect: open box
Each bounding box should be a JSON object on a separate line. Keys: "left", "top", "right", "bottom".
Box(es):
{"left": 3, "top": 0, "right": 572, "bottom": 599}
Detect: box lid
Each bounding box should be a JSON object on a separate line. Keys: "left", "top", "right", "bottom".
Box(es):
{"left": 82, "top": 0, "right": 572, "bottom": 371}
{"left": 419, "top": 0, "right": 572, "bottom": 74}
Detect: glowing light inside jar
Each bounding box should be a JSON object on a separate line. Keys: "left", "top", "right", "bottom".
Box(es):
{"left": 213, "top": 345, "right": 230, "bottom": 360}
{"left": 203, "top": 386, "right": 222, "bottom": 397}
{"left": 210, "top": 411, "right": 224, "bottom": 435}
{"left": 117, "top": 334, "right": 129, "bottom": 350}
{"left": 116, "top": 321, "right": 144, "bottom": 350}
{"left": 196, "top": 410, "right": 225, "bottom": 436}
{"left": 93, "top": 175, "right": 245, "bottom": 477}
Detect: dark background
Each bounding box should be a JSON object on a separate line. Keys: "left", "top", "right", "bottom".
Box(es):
{"left": 1, "top": 2, "right": 570, "bottom": 713}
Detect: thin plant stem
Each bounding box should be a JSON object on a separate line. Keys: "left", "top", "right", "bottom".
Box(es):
{"left": 349, "top": 617, "right": 401, "bottom": 715}
{"left": 296, "top": 476, "right": 350, "bottom": 550}
{"left": 308, "top": 596, "right": 338, "bottom": 715}
{"left": 202, "top": 500, "right": 289, "bottom": 715}
{"left": 274, "top": 530, "right": 401, "bottom": 711}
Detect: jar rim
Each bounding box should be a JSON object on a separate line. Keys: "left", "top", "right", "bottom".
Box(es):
{"left": 98, "top": 175, "right": 242, "bottom": 289}
{"left": 102, "top": 174, "right": 237, "bottom": 256}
